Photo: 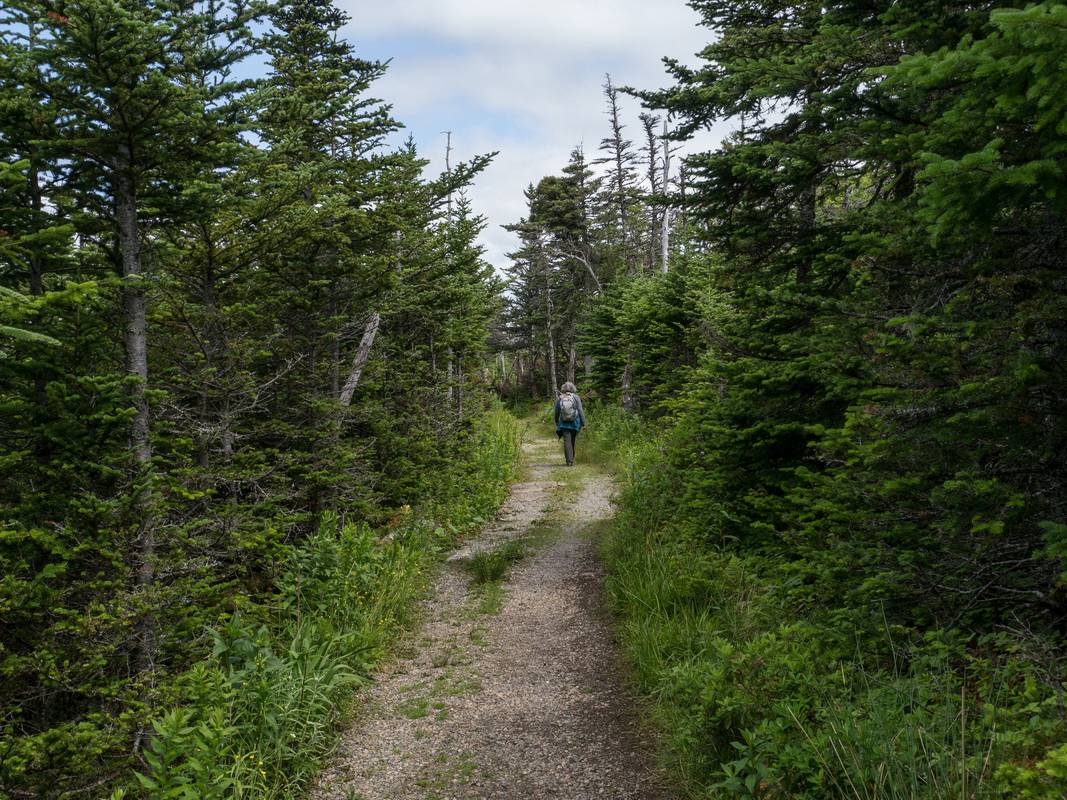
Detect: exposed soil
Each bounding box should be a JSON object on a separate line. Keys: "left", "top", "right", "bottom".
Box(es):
{"left": 311, "top": 422, "right": 673, "bottom": 800}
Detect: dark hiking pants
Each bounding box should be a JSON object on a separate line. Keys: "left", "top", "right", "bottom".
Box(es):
{"left": 562, "top": 429, "right": 577, "bottom": 465}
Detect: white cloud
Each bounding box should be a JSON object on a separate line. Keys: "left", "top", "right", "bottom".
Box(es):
{"left": 348, "top": 0, "right": 708, "bottom": 54}
{"left": 337, "top": 0, "right": 732, "bottom": 272}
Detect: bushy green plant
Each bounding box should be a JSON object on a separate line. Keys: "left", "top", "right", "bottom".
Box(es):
{"left": 998, "top": 743, "right": 1067, "bottom": 800}
{"left": 137, "top": 707, "right": 237, "bottom": 800}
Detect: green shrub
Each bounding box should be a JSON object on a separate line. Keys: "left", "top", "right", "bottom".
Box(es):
{"left": 595, "top": 415, "right": 1066, "bottom": 800}
{"left": 133, "top": 406, "right": 522, "bottom": 799}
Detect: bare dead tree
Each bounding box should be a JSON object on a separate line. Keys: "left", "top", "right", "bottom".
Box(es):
{"left": 661, "top": 118, "right": 672, "bottom": 274}
{"left": 339, "top": 311, "right": 381, "bottom": 407}
{"left": 541, "top": 238, "right": 558, "bottom": 398}
{"left": 640, "top": 113, "right": 662, "bottom": 271}
{"left": 113, "top": 147, "right": 155, "bottom": 677}
{"left": 598, "top": 74, "right": 638, "bottom": 275}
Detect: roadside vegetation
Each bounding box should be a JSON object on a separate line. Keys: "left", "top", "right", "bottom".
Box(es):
{"left": 0, "top": 0, "right": 515, "bottom": 795}
{"left": 4, "top": 0, "right": 1065, "bottom": 798}
{"left": 497, "top": 2, "right": 1067, "bottom": 796}
{"left": 135, "top": 406, "right": 520, "bottom": 800}
{"left": 589, "top": 400, "right": 1064, "bottom": 799}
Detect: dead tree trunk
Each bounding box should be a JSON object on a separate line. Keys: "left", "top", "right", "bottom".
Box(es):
{"left": 339, "top": 311, "right": 381, "bottom": 407}
{"left": 601, "top": 75, "right": 636, "bottom": 275}
{"left": 497, "top": 351, "right": 508, "bottom": 387}
{"left": 543, "top": 249, "right": 557, "bottom": 398}
{"left": 606, "top": 81, "right": 629, "bottom": 235}
{"left": 660, "top": 118, "right": 672, "bottom": 274}
{"left": 621, "top": 353, "right": 635, "bottom": 412}
{"left": 641, "top": 114, "right": 661, "bottom": 272}
{"left": 444, "top": 132, "right": 456, "bottom": 404}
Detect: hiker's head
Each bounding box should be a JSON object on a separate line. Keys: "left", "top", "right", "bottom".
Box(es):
{"left": 560, "top": 382, "right": 577, "bottom": 394}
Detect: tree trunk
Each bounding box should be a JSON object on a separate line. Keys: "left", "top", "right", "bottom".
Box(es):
{"left": 446, "top": 348, "right": 455, "bottom": 403}
{"left": 114, "top": 155, "right": 155, "bottom": 677}
{"left": 567, "top": 341, "right": 577, "bottom": 384}
{"left": 621, "top": 352, "right": 635, "bottom": 412}
{"left": 546, "top": 328, "right": 557, "bottom": 399}
{"left": 455, "top": 352, "right": 464, "bottom": 418}
{"left": 797, "top": 181, "right": 816, "bottom": 285}
{"left": 642, "top": 114, "right": 660, "bottom": 272}
{"left": 338, "top": 311, "right": 380, "bottom": 407}
{"left": 603, "top": 76, "right": 633, "bottom": 273}
{"left": 544, "top": 251, "right": 557, "bottom": 398}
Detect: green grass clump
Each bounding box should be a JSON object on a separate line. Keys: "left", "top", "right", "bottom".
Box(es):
{"left": 466, "top": 538, "right": 527, "bottom": 585}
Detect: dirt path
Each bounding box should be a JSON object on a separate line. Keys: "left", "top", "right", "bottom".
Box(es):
{"left": 311, "top": 421, "right": 673, "bottom": 800}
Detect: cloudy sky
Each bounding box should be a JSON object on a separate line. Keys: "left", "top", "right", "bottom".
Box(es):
{"left": 334, "top": 0, "right": 730, "bottom": 272}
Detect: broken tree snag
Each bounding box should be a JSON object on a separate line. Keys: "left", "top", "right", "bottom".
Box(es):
{"left": 339, "top": 311, "right": 381, "bottom": 407}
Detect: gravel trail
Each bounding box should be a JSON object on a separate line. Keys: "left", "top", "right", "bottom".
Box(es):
{"left": 311, "top": 422, "right": 673, "bottom": 800}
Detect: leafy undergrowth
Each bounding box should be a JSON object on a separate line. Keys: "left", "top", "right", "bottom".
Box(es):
{"left": 586, "top": 406, "right": 1067, "bottom": 800}
{"left": 122, "top": 405, "right": 521, "bottom": 800}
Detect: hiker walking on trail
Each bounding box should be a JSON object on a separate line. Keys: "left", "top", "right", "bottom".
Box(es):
{"left": 554, "top": 381, "right": 585, "bottom": 466}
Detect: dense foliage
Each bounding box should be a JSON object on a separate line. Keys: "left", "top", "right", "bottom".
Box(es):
{"left": 507, "top": 1, "right": 1067, "bottom": 797}
{"left": 4, "top": 0, "right": 1067, "bottom": 796}
{"left": 0, "top": 1, "right": 511, "bottom": 797}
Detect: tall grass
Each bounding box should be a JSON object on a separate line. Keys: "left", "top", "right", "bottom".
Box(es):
{"left": 582, "top": 401, "right": 648, "bottom": 472}
{"left": 128, "top": 403, "right": 521, "bottom": 799}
